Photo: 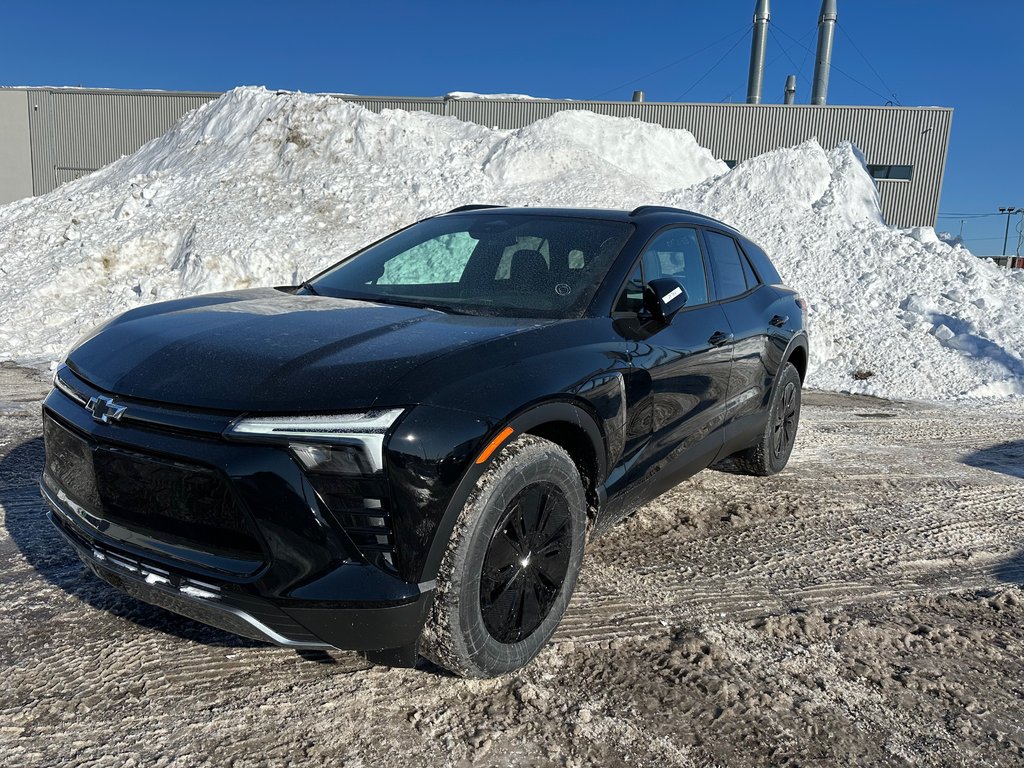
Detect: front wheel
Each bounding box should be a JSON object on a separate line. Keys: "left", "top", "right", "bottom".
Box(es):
{"left": 734, "top": 362, "right": 802, "bottom": 476}
{"left": 419, "top": 434, "right": 586, "bottom": 678}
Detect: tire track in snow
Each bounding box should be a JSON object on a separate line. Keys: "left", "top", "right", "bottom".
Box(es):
{"left": 3, "top": 372, "right": 1024, "bottom": 767}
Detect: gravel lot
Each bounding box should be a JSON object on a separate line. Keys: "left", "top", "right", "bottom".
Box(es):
{"left": 2, "top": 362, "right": 1023, "bottom": 767}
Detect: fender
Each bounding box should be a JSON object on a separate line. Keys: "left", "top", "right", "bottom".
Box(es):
{"left": 780, "top": 331, "right": 810, "bottom": 382}
{"left": 418, "top": 397, "right": 610, "bottom": 583}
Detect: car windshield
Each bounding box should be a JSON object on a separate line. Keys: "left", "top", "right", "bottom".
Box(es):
{"left": 308, "top": 213, "right": 634, "bottom": 318}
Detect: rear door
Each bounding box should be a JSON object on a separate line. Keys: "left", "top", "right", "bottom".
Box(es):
{"left": 701, "top": 229, "right": 777, "bottom": 438}
{"left": 612, "top": 227, "right": 733, "bottom": 501}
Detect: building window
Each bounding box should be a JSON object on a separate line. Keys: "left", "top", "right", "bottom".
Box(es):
{"left": 867, "top": 164, "right": 913, "bottom": 181}
{"left": 724, "top": 160, "right": 738, "bottom": 169}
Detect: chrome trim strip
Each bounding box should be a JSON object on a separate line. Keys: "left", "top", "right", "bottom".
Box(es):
{"left": 213, "top": 604, "right": 332, "bottom": 649}
{"left": 41, "top": 477, "right": 105, "bottom": 531}
{"left": 47, "top": 368, "right": 233, "bottom": 436}
{"left": 53, "top": 365, "right": 87, "bottom": 405}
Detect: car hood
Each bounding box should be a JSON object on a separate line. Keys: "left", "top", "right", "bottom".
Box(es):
{"left": 66, "top": 288, "right": 550, "bottom": 412}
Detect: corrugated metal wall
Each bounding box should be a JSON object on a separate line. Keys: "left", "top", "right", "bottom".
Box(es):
{"left": 0, "top": 90, "right": 33, "bottom": 204}
{"left": 24, "top": 88, "right": 219, "bottom": 194}
{"left": 8, "top": 88, "right": 952, "bottom": 228}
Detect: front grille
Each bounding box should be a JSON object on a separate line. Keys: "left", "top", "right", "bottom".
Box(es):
{"left": 306, "top": 475, "right": 398, "bottom": 572}
{"left": 43, "top": 414, "right": 264, "bottom": 564}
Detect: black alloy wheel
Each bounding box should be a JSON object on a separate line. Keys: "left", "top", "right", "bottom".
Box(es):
{"left": 479, "top": 482, "right": 573, "bottom": 644}
{"left": 419, "top": 435, "right": 586, "bottom": 678}
{"left": 771, "top": 380, "right": 799, "bottom": 461}
{"left": 733, "top": 361, "right": 802, "bottom": 476}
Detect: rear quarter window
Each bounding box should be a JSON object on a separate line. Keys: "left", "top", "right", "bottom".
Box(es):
{"left": 741, "top": 240, "right": 783, "bottom": 285}
{"left": 704, "top": 231, "right": 749, "bottom": 300}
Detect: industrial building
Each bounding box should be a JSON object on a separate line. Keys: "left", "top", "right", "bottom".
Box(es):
{"left": 0, "top": 0, "right": 952, "bottom": 228}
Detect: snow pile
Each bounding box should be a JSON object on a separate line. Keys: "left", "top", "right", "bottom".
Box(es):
{"left": 671, "top": 141, "right": 1024, "bottom": 398}
{"left": 0, "top": 87, "right": 1022, "bottom": 400}
{"left": 486, "top": 110, "right": 727, "bottom": 193}
{"left": 444, "top": 92, "right": 553, "bottom": 100}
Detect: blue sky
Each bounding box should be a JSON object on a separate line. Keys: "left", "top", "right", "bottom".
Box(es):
{"left": 3, "top": 1, "right": 1020, "bottom": 254}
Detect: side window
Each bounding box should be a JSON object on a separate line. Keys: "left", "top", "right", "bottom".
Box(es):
{"left": 614, "top": 227, "right": 708, "bottom": 313}
{"left": 704, "top": 231, "right": 753, "bottom": 299}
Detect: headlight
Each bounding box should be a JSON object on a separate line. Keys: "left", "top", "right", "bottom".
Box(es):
{"left": 223, "top": 409, "right": 404, "bottom": 474}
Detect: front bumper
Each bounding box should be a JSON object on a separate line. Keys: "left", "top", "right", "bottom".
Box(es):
{"left": 44, "top": 487, "right": 433, "bottom": 653}
{"left": 39, "top": 372, "right": 435, "bottom": 656}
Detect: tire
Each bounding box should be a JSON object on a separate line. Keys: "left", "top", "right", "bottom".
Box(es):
{"left": 734, "top": 362, "right": 802, "bottom": 476}
{"left": 418, "top": 434, "right": 587, "bottom": 678}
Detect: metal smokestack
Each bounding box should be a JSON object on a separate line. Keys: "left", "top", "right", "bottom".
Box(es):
{"left": 810, "top": 0, "right": 837, "bottom": 105}
{"left": 745, "top": 0, "right": 770, "bottom": 104}
{"left": 784, "top": 75, "right": 797, "bottom": 104}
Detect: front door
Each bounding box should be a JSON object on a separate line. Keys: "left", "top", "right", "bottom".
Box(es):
{"left": 613, "top": 227, "right": 734, "bottom": 503}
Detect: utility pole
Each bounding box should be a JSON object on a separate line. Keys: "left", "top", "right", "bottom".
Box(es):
{"left": 999, "top": 207, "right": 1023, "bottom": 269}
{"left": 999, "top": 206, "right": 1022, "bottom": 255}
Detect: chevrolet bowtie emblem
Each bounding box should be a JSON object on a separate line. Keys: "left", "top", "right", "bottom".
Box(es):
{"left": 86, "top": 395, "right": 127, "bottom": 424}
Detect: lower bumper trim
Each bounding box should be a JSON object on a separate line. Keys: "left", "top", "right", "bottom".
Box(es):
{"left": 49, "top": 509, "right": 333, "bottom": 649}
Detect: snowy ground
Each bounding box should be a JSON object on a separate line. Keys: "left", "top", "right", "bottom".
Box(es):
{"left": 2, "top": 364, "right": 1022, "bottom": 767}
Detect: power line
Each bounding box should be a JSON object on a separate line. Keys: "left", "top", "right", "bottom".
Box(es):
{"left": 937, "top": 212, "right": 1002, "bottom": 218}
{"left": 769, "top": 26, "right": 802, "bottom": 75}
{"left": 795, "top": 23, "right": 815, "bottom": 84}
{"left": 721, "top": 28, "right": 812, "bottom": 103}
{"left": 764, "top": 27, "right": 817, "bottom": 102}
{"left": 773, "top": 23, "right": 893, "bottom": 103}
{"left": 674, "top": 28, "right": 749, "bottom": 101}
{"left": 593, "top": 25, "right": 748, "bottom": 99}
{"left": 836, "top": 23, "right": 901, "bottom": 105}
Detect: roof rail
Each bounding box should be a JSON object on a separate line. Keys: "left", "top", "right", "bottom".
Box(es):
{"left": 446, "top": 204, "right": 506, "bottom": 213}
{"left": 628, "top": 205, "right": 735, "bottom": 228}
{"left": 628, "top": 205, "right": 688, "bottom": 216}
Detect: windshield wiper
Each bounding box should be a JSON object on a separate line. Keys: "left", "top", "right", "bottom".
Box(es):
{"left": 297, "top": 287, "right": 473, "bottom": 316}
{"left": 365, "top": 295, "right": 473, "bottom": 316}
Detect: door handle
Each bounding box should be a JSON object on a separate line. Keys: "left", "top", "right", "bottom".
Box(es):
{"left": 708, "top": 330, "right": 734, "bottom": 347}
{"left": 769, "top": 314, "right": 789, "bottom": 328}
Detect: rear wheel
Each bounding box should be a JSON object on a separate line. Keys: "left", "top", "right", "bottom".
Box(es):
{"left": 734, "top": 362, "right": 802, "bottom": 476}
{"left": 419, "top": 434, "right": 586, "bottom": 678}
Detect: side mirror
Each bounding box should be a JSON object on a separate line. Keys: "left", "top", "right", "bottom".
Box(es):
{"left": 643, "top": 278, "right": 688, "bottom": 322}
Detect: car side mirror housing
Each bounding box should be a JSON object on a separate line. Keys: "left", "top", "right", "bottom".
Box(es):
{"left": 643, "top": 278, "right": 688, "bottom": 322}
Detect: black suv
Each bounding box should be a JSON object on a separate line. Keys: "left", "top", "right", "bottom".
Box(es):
{"left": 41, "top": 206, "right": 808, "bottom": 677}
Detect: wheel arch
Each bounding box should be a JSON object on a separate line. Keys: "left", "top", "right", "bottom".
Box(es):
{"left": 419, "top": 398, "right": 607, "bottom": 582}
{"left": 783, "top": 333, "right": 809, "bottom": 382}
{"left": 514, "top": 402, "right": 607, "bottom": 521}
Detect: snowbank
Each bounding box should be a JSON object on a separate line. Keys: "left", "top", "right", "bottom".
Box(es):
{"left": 444, "top": 92, "right": 553, "bottom": 100}
{"left": 0, "top": 87, "right": 1022, "bottom": 400}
